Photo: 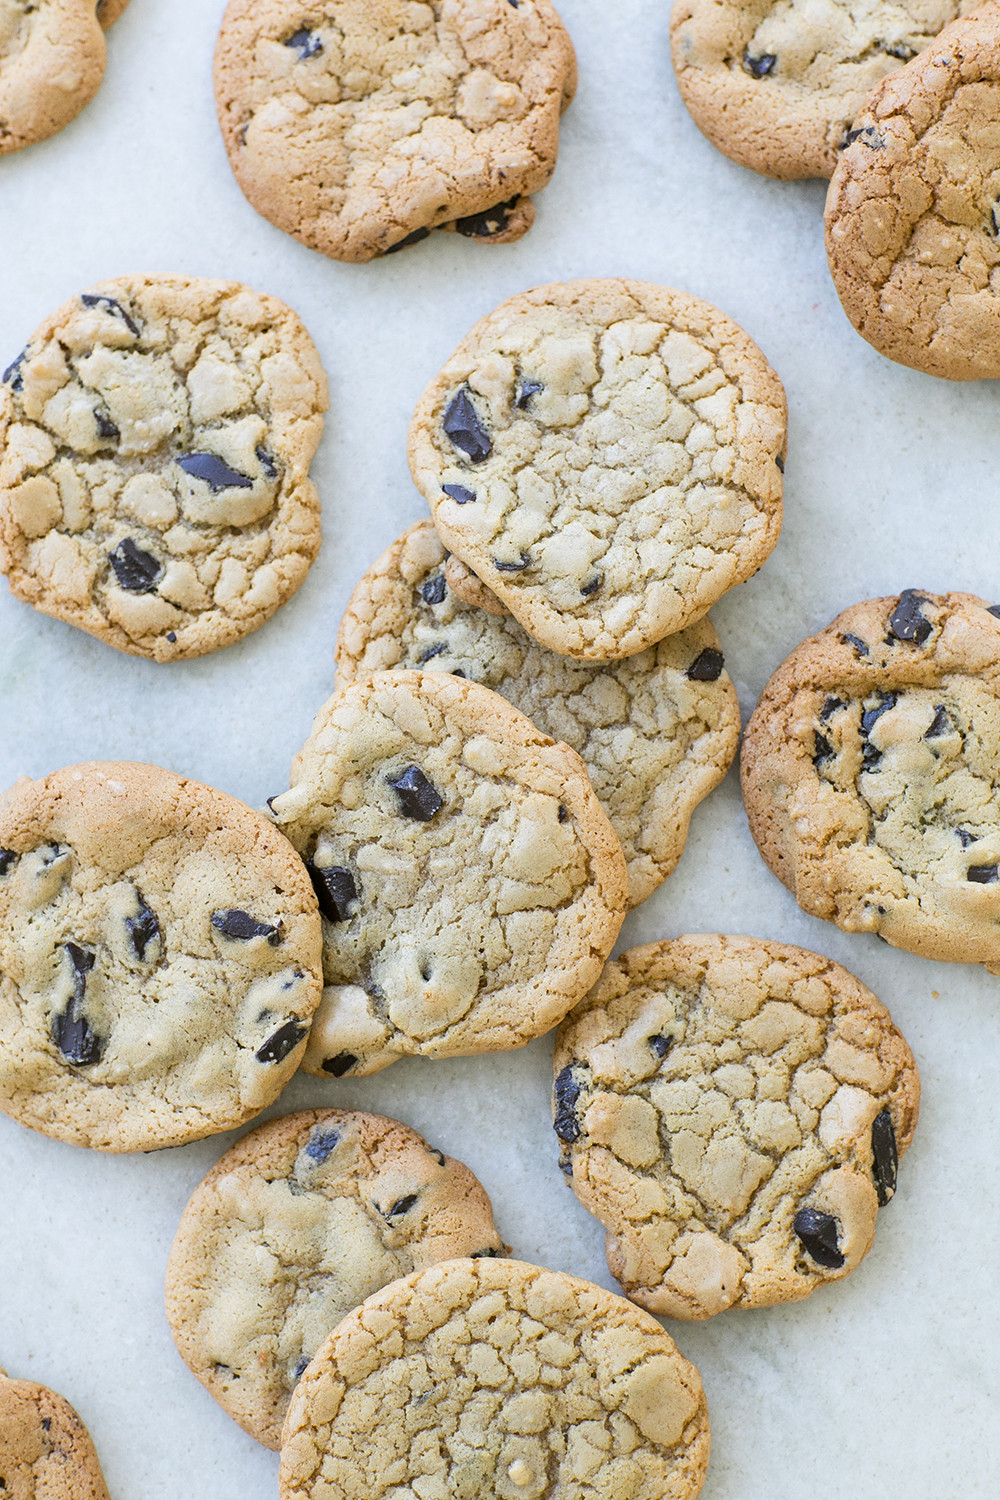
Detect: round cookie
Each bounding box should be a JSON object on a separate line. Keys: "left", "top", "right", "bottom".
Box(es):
{"left": 267, "top": 670, "right": 628, "bottom": 1077}
{"left": 553, "top": 936, "right": 920, "bottom": 1319}
{"left": 741, "top": 591, "right": 1000, "bottom": 969}
{"left": 0, "top": 1372, "right": 111, "bottom": 1499}
{"left": 0, "top": 274, "right": 327, "bottom": 661}
{"left": 671, "top": 0, "right": 973, "bottom": 181}
{"left": 0, "top": 1, "right": 107, "bottom": 155}
{"left": 825, "top": 10, "right": 1000, "bottom": 379}
{"left": 213, "top": 0, "right": 577, "bottom": 263}
{"left": 408, "top": 279, "right": 786, "bottom": 660}
{"left": 166, "top": 1108, "right": 507, "bottom": 1451}
{"left": 278, "top": 1258, "right": 711, "bottom": 1500}
{"left": 0, "top": 761, "right": 323, "bottom": 1152}
{"left": 335, "top": 520, "right": 741, "bottom": 907}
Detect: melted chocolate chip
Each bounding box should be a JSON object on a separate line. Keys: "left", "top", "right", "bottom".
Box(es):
{"left": 775, "top": 454, "right": 785, "bottom": 472}
{"left": 284, "top": 28, "right": 323, "bottom": 59}
{"left": 385, "top": 226, "right": 431, "bottom": 254}
{"left": 553, "top": 1065, "right": 584, "bottom": 1143}
{"left": 743, "top": 49, "right": 777, "bottom": 77}
{"left": 968, "top": 864, "right": 999, "bottom": 883}
{"left": 888, "top": 590, "right": 931, "bottom": 644}
{"left": 442, "top": 483, "right": 476, "bottom": 504}
{"left": 649, "top": 1034, "right": 673, "bottom": 1059}
{"left": 256, "top": 446, "right": 279, "bottom": 479}
{"left": 94, "top": 410, "right": 119, "bottom": 441}
{"left": 843, "top": 124, "right": 885, "bottom": 149}
{"left": 0, "top": 849, "right": 17, "bottom": 876}
{"left": 819, "top": 696, "right": 844, "bottom": 722}
{"left": 443, "top": 388, "right": 491, "bottom": 463}
{"left": 861, "top": 691, "right": 897, "bottom": 735}
{"left": 80, "top": 293, "right": 140, "bottom": 337}
{"left": 494, "top": 554, "right": 530, "bottom": 572}
{"left": 687, "top": 648, "right": 724, "bottom": 682}
{"left": 813, "top": 731, "right": 835, "bottom": 766}
{"left": 3, "top": 350, "right": 26, "bottom": 390}
{"left": 177, "top": 453, "right": 253, "bottom": 491}
{"left": 925, "top": 705, "right": 951, "bottom": 738}
{"left": 306, "top": 1127, "right": 341, "bottom": 1162}
{"left": 387, "top": 765, "right": 444, "bottom": 821}
{"left": 211, "top": 909, "right": 283, "bottom": 945}
{"left": 581, "top": 575, "right": 602, "bottom": 597}
{"left": 125, "top": 893, "right": 160, "bottom": 960}
{"left": 108, "top": 538, "right": 162, "bottom": 593}
{"left": 420, "top": 575, "right": 447, "bottom": 605}
{"left": 515, "top": 378, "right": 543, "bottom": 409}
{"left": 256, "top": 1019, "right": 308, "bottom": 1064}
{"left": 793, "top": 1207, "right": 845, "bottom": 1268}
{"left": 384, "top": 1194, "right": 419, "bottom": 1219}
{"left": 842, "top": 632, "right": 869, "bottom": 656}
{"left": 455, "top": 196, "right": 520, "bottom": 238}
{"left": 307, "top": 862, "right": 359, "bottom": 923}
{"left": 52, "top": 943, "right": 104, "bottom": 1067}
{"left": 321, "top": 1051, "right": 357, "bottom": 1077}
{"left": 871, "top": 1108, "right": 898, "bottom": 1206}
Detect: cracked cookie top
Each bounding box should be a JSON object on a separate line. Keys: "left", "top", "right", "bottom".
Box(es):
{"left": 553, "top": 936, "right": 920, "bottom": 1320}
{"left": 335, "top": 520, "right": 741, "bottom": 906}
{"left": 0, "top": 274, "right": 327, "bottom": 660}
{"left": 0, "top": 0, "right": 107, "bottom": 155}
{"left": 0, "top": 1373, "right": 110, "bottom": 1500}
{"left": 213, "top": 0, "right": 577, "bottom": 263}
{"left": 166, "top": 1108, "right": 506, "bottom": 1451}
{"left": 825, "top": 10, "right": 1000, "bottom": 379}
{"left": 0, "top": 761, "right": 323, "bottom": 1152}
{"left": 278, "top": 1257, "right": 711, "bottom": 1500}
{"left": 409, "top": 279, "right": 786, "bottom": 660}
{"left": 671, "top": 0, "right": 974, "bottom": 180}
{"left": 268, "top": 671, "right": 628, "bottom": 1077}
{"left": 741, "top": 591, "right": 1000, "bottom": 968}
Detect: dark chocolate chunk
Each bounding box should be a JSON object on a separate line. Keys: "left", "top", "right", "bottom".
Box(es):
{"left": 125, "top": 892, "right": 160, "bottom": 960}
{"left": 861, "top": 741, "right": 883, "bottom": 772}
{"left": 384, "top": 1194, "right": 418, "bottom": 1219}
{"left": 442, "top": 483, "right": 476, "bottom": 504}
{"left": 284, "top": 28, "right": 323, "bottom": 59}
{"left": 842, "top": 632, "right": 869, "bottom": 656}
{"left": 687, "top": 648, "right": 724, "bottom": 682}
{"left": 443, "top": 388, "right": 491, "bottom": 463}
{"left": 515, "top": 378, "right": 543, "bottom": 409}
{"left": 558, "top": 805, "right": 568, "bottom": 823}
{"left": 307, "top": 862, "right": 359, "bottom": 923}
{"left": 321, "top": 1051, "right": 357, "bottom": 1077}
{"left": 968, "top": 864, "right": 999, "bottom": 884}
{"left": 420, "top": 575, "right": 447, "bottom": 606}
{"left": 451, "top": 668, "right": 467, "bottom": 678}
{"left": 925, "top": 705, "right": 951, "bottom": 738}
{"left": 256, "top": 446, "right": 279, "bottom": 478}
{"left": 871, "top": 1108, "right": 898, "bottom": 1206}
{"left": 108, "top": 538, "right": 162, "bottom": 593}
{"left": 305, "top": 1127, "right": 341, "bottom": 1162}
{"left": 386, "top": 765, "right": 444, "bottom": 821}
{"left": 581, "top": 575, "right": 602, "bottom": 597}
{"left": 888, "top": 590, "right": 931, "bottom": 644}
{"left": 211, "top": 909, "right": 283, "bottom": 945}
{"left": 256, "top": 1019, "right": 308, "bottom": 1064}
{"left": 861, "top": 691, "right": 897, "bottom": 735}
{"left": 793, "top": 1206, "right": 845, "bottom": 1268}
{"left": 3, "top": 349, "right": 26, "bottom": 391}
{"left": 418, "top": 642, "right": 448, "bottom": 662}
{"left": 94, "top": 409, "right": 119, "bottom": 441}
{"left": 494, "top": 554, "right": 531, "bottom": 572}
{"left": 813, "top": 732, "right": 835, "bottom": 766}
{"left": 559, "top": 1157, "right": 573, "bottom": 1177}
{"left": 52, "top": 944, "right": 104, "bottom": 1067}
{"left": 956, "top": 828, "right": 977, "bottom": 848}
{"left": 743, "top": 49, "right": 777, "bottom": 77}
{"left": 649, "top": 1033, "right": 673, "bottom": 1060}
{"left": 385, "top": 226, "right": 431, "bottom": 254}
{"left": 883, "top": 40, "right": 915, "bottom": 59}
{"left": 820, "top": 696, "right": 844, "bottom": 722}
{"left": 553, "top": 1064, "right": 584, "bottom": 1143}
{"left": 80, "top": 293, "right": 140, "bottom": 337}
{"left": 166, "top": 631, "right": 177, "bottom": 643}
{"left": 428, "top": 1146, "right": 446, "bottom": 1165}
{"left": 454, "top": 196, "right": 519, "bottom": 238}
{"left": 0, "top": 849, "right": 16, "bottom": 876}
{"left": 292, "top": 1356, "right": 312, "bottom": 1381}
{"left": 176, "top": 452, "right": 254, "bottom": 491}
{"left": 843, "top": 124, "right": 885, "bottom": 149}
{"left": 988, "top": 604, "right": 1000, "bottom": 620}
{"left": 775, "top": 453, "right": 785, "bottom": 472}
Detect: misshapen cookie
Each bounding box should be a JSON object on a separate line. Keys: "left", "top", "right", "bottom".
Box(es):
{"left": 0, "top": 275, "right": 327, "bottom": 660}
{"left": 553, "top": 937, "right": 919, "bottom": 1319}
{"left": 0, "top": 762, "right": 323, "bottom": 1152}
{"left": 268, "top": 671, "right": 628, "bottom": 1077}
{"left": 0, "top": 1373, "right": 111, "bottom": 1499}
{"left": 409, "top": 279, "right": 786, "bottom": 659}
{"left": 825, "top": 10, "right": 1000, "bottom": 379}
{"left": 213, "top": 0, "right": 577, "bottom": 262}
{"left": 166, "top": 1108, "right": 506, "bottom": 1450}
{"left": 0, "top": 1, "right": 108, "bottom": 155}
{"left": 742, "top": 591, "right": 1000, "bottom": 968}
{"left": 278, "top": 1258, "right": 711, "bottom": 1500}
{"left": 335, "top": 521, "right": 741, "bottom": 907}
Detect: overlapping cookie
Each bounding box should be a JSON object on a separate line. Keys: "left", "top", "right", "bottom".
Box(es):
{"left": 214, "top": 0, "right": 577, "bottom": 262}
{"left": 0, "top": 0, "right": 116, "bottom": 155}
{"left": 0, "top": 274, "right": 327, "bottom": 660}
{"left": 554, "top": 936, "right": 919, "bottom": 1319}
{"left": 742, "top": 591, "right": 1000, "bottom": 968}
{"left": 408, "top": 278, "right": 786, "bottom": 659}
{"left": 0, "top": 1371, "right": 111, "bottom": 1499}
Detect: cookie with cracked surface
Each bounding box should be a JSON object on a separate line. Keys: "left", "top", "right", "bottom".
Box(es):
{"left": 213, "top": 0, "right": 577, "bottom": 263}
{"left": 671, "top": 0, "right": 975, "bottom": 181}
{"left": 0, "top": 1, "right": 110, "bottom": 155}
{"left": 825, "top": 10, "right": 1000, "bottom": 378}
{"left": 166, "top": 1108, "right": 507, "bottom": 1450}
{"left": 408, "top": 279, "right": 786, "bottom": 660}
{"left": 0, "top": 274, "right": 327, "bottom": 661}
{"left": 278, "top": 1257, "right": 710, "bottom": 1499}
{"left": 268, "top": 670, "right": 628, "bottom": 1077}
{"left": 0, "top": 761, "right": 323, "bottom": 1152}
{"left": 742, "top": 591, "right": 1000, "bottom": 969}
{"left": 335, "top": 520, "right": 741, "bottom": 907}
{"left": 0, "top": 1372, "right": 111, "bottom": 1499}
{"left": 554, "top": 936, "right": 919, "bottom": 1319}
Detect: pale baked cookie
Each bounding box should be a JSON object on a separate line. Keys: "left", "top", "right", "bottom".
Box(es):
{"left": 0, "top": 1, "right": 108, "bottom": 155}
{"left": 825, "top": 10, "right": 1000, "bottom": 379}
{"left": 0, "top": 274, "right": 327, "bottom": 661}
{"left": 166, "top": 1108, "right": 507, "bottom": 1451}
{"left": 409, "top": 279, "right": 786, "bottom": 660}
{"left": 0, "top": 762, "right": 323, "bottom": 1152}
{"left": 553, "top": 937, "right": 919, "bottom": 1320}
{"left": 742, "top": 591, "right": 1000, "bottom": 969}
{"left": 0, "top": 1372, "right": 111, "bottom": 1499}
{"left": 671, "top": 0, "right": 974, "bottom": 181}
{"left": 268, "top": 671, "right": 628, "bottom": 1077}
{"left": 213, "top": 0, "right": 577, "bottom": 263}
{"left": 279, "top": 1258, "right": 711, "bottom": 1500}
{"left": 335, "top": 520, "right": 741, "bottom": 907}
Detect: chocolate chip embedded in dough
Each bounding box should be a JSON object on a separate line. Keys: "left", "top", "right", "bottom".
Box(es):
{"left": 442, "top": 388, "right": 491, "bottom": 463}
{"left": 125, "top": 892, "right": 160, "bottom": 960}
{"left": 842, "top": 632, "right": 870, "bottom": 656}
{"left": 384, "top": 227, "right": 431, "bottom": 255}
{"left": 442, "top": 484, "right": 476, "bottom": 504}
{"left": 305, "top": 1127, "right": 341, "bottom": 1162}
{"left": 861, "top": 691, "right": 897, "bottom": 735}
{"left": 871, "top": 1108, "right": 898, "bottom": 1206}
{"left": 94, "top": 410, "right": 120, "bottom": 442}
{"left": 925, "top": 705, "right": 951, "bottom": 739}
{"left": 108, "top": 538, "right": 162, "bottom": 593}
{"left": 419, "top": 575, "right": 447, "bottom": 606}
{"left": 515, "top": 378, "right": 543, "bottom": 409}
{"left": 80, "top": 292, "right": 141, "bottom": 337}
{"left": 3, "top": 350, "right": 26, "bottom": 390}
{"left": 256, "top": 446, "right": 279, "bottom": 479}
{"left": 793, "top": 1206, "right": 845, "bottom": 1268}
{"left": 285, "top": 28, "right": 323, "bottom": 59}
{"left": 494, "top": 554, "right": 531, "bottom": 573}
{"left": 52, "top": 943, "right": 104, "bottom": 1067}
{"left": 176, "top": 453, "right": 254, "bottom": 492}
{"left": 306, "top": 863, "right": 359, "bottom": 923}
{"left": 843, "top": 124, "right": 885, "bottom": 150}
{"left": 553, "top": 1064, "right": 584, "bottom": 1143}
{"left": 321, "top": 1051, "right": 358, "bottom": 1077}
{"left": 256, "top": 1019, "right": 309, "bottom": 1064}
{"left": 386, "top": 765, "right": 444, "bottom": 821}
{"left": 211, "top": 909, "right": 283, "bottom": 945}
{"left": 967, "top": 864, "right": 999, "bottom": 884}
{"left": 454, "top": 196, "right": 520, "bottom": 238}
{"left": 687, "top": 647, "right": 724, "bottom": 681}
{"left": 743, "top": 50, "right": 777, "bottom": 77}
{"left": 0, "top": 849, "right": 17, "bottom": 876}
{"left": 648, "top": 1033, "right": 673, "bottom": 1059}
{"left": 382, "top": 1193, "right": 419, "bottom": 1219}
{"left": 888, "top": 590, "right": 932, "bottom": 645}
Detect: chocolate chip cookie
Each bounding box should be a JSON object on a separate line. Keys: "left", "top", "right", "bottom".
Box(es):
{"left": 554, "top": 936, "right": 919, "bottom": 1320}
{"left": 0, "top": 1372, "right": 111, "bottom": 1499}
{"left": 0, "top": 761, "right": 323, "bottom": 1152}
{"left": 0, "top": 1, "right": 109, "bottom": 155}
{"left": 278, "top": 1257, "right": 711, "bottom": 1499}
{"left": 825, "top": 9, "right": 1000, "bottom": 378}
{"left": 268, "top": 670, "right": 628, "bottom": 1077}
{"left": 166, "top": 1108, "right": 507, "bottom": 1450}
{"left": 409, "top": 279, "right": 786, "bottom": 660}
{"left": 0, "top": 274, "right": 327, "bottom": 660}
{"left": 742, "top": 591, "right": 1000, "bottom": 968}
{"left": 335, "top": 520, "right": 741, "bottom": 907}
{"left": 213, "top": 0, "right": 577, "bottom": 262}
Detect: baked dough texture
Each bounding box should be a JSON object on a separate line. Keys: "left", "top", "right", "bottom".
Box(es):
{"left": 278, "top": 1258, "right": 711, "bottom": 1500}
{"left": 553, "top": 936, "right": 919, "bottom": 1319}
{"left": 0, "top": 0, "right": 107, "bottom": 154}
{"left": 165, "top": 1108, "right": 506, "bottom": 1450}
{"left": 0, "top": 761, "right": 323, "bottom": 1151}
{"left": 0, "top": 274, "right": 327, "bottom": 661}
{"left": 213, "top": 0, "right": 577, "bottom": 262}
{"left": 825, "top": 8, "right": 1000, "bottom": 379}
{"left": 97, "top": 0, "right": 130, "bottom": 25}
{"left": 409, "top": 279, "right": 786, "bottom": 659}
{"left": 0, "top": 1373, "right": 111, "bottom": 1500}
{"left": 742, "top": 591, "right": 1000, "bottom": 969}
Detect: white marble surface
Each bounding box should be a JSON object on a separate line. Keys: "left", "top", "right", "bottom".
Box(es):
{"left": 1, "top": 1, "right": 998, "bottom": 1495}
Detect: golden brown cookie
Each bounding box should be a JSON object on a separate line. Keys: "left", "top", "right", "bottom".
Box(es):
{"left": 0, "top": 1373, "right": 110, "bottom": 1499}
{"left": 0, "top": 1, "right": 108, "bottom": 155}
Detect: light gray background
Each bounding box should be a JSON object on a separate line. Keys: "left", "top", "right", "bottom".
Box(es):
{"left": 1, "top": 1, "right": 998, "bottom": 1495}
